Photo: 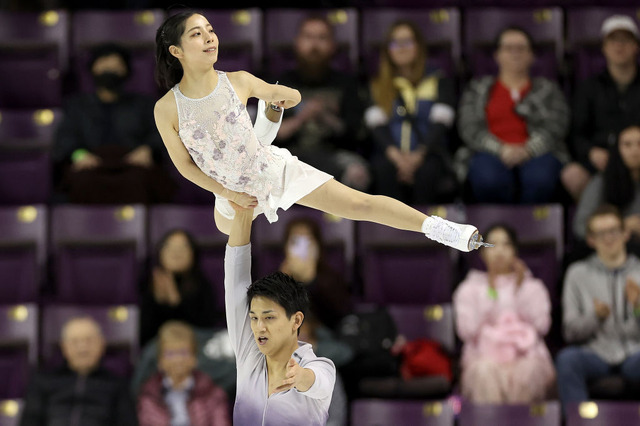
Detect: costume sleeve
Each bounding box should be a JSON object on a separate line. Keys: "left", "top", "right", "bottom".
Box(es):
{"left": 299, "top": 357, "right": 336, "bottom": 400}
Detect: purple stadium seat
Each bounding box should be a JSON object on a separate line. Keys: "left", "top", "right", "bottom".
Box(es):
{"left": 567, "top": 8, "right": 640, "bottom": 82}
{"left": 361, "top": 8, "right": 461, "bottom": 77}
{"left": 0, "top": 399, "right": 24, "bottom": 426}
{"left": 0, "top": 11, "right": 68, "bottom": 108}
{"left": 197, "top": 9, "right": 263, "bottom": 73}
{"left": 149, "top": 205, "right": 226, "bottom": 314}
{"left": 358, "top": 205, "right": 464, "bottom": 305}
{"left": 252, "top": 206, "right": 356, "bottom": 282}
{"left": 464, "top": 204, "right": 563, "bottom": 300}
{"left": 0, "top": 305, "right": 38, "bottom": 399}
{"left": 463, "top": 8, "right": 564, "bottom": 80}
{"left": 50, "top": 205, "right": 146, "bottom": 304}
{"left": 459, "top": 401, "right": 561, "bottom": 426}
{"left": 387, "top": 304, "right": 454, "bottom": 353}
{"left": 71, "top": 10, "right": 165, "bottom": 96}
{"left": 352, "top": 399, "right": 454, "bottom": 426}
{"left": 264, "top": 8, "right": 359, "bottom": 77}
{"left": 0, "top": 109, "right": 60, "bottom": 205}
{"left": 566, "top": 401, "right": 640, "bottom": 426}
{"left": 0, "top": 206, "right": 47, "bottom": 304}
{"left": 41, "top": 305, "right": 139, "bottom": 377}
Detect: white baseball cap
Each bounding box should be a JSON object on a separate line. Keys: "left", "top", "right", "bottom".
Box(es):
{"left": 601, "top": 15, "right": 639, "bottom": 40}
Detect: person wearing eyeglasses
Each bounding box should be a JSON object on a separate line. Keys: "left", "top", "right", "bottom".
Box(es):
{"left": 557, "top": 204, "right": 640, "bottom": 408}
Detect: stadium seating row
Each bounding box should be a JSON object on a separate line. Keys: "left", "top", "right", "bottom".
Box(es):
{"left": 1, "top": 7, "right": 639, "bottom": 107}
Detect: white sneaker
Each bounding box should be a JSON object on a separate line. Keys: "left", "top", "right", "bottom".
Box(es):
{"left": 421, "top": 216, "right": 484, "bottom": 252}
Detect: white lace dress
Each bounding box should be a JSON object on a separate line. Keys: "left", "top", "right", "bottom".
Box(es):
{"left": 172, "top": 71, "right": 332, "bottom": 223}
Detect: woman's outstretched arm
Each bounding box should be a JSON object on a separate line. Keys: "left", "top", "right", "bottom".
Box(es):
{"left": 230, "top": 71, "right": 301, "bottom": 109}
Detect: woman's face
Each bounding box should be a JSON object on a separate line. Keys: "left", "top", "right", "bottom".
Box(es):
{"left": 286, "top": 224, "right": 319, "bottom": 261}
{"left": 481, "top": 228, "right": 516, "bottom": 273}
{"left": 160, "top": 232, "right": 194, "bottom": 273}
{"left": 619, "top": 127, "right": 640, "bottom": 171}
{"left": 173, "top": 14, "right": 219, "bottom": 66}
{"left": 388, "top": 25, "right": 419, "bottom": 69}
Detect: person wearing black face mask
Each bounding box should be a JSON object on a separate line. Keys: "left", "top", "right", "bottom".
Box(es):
{"left": 53, "top": 43, "right": 175, "bottom": 204}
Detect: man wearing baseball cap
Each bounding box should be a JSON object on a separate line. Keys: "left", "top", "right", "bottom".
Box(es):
{"left": 567, "top": 15, "right": 640, "bottom": 200}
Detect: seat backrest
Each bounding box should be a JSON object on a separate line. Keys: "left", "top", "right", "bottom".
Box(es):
{"left": 565, "top": 401, "right": 640, "bottom": 426}
{"left": 361, "top": 8, "right": 461, "bottom": 77}
{"left": 41, "top": 305, "right": 139, "bottom": 376}
{"left": 387, "top": 303, "right": 455, "bottom": 353}
{"left": 197, "top": 9, "right": 263, "bottom": 73}
{"left": 357, "top": 205, "right": 463, "bottom": 305}
{"left": 265, "top": 8, "right": 359, "bottom": 77}
{"left": 459, "top": 401, "right": 561, "bottom": 426}
{"left": 463, "top": 7, "right": 564, "bottom": 79}
{"left": 566, "top": 8, "right": 640, "bottom": 82}
{"left": 252, "top": 206, "right": 356, "bottom": 282}
{"left": 71, "top": 10, "right": 165, "bottom": 96}
{"left": 352, "top": 399, "right": 454, "bottom": 426}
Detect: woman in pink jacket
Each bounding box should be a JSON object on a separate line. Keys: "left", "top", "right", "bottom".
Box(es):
{"left": 453, "top": 224, "right": 555, "bottom": 403}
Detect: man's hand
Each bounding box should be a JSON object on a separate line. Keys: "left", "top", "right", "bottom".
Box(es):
{"left": 594, "top": 298, "right": 611, "bottom": 321}
{"left": 125, "top": 145, "right": 153, "bottom": 168}
{"left": 589, "top": 147, "right": 609, "bottom": 172}
{"left": 273, "top": 357, "right": 315, "bottom": 393}
{"left": 223, "top": 189, "right": 258, "bottom": 209}
{"left": 626, "top": 278, "right": 640, "bottom": 307}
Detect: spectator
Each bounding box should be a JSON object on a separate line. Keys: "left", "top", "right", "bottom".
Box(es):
{"left": 20, "top": 317, "right": 137, "bottom": 426}
{"left": 53, "top": 43, "right": 174, "bottom": 204}
{"left": 137, "top": 321, "right": 231, "bottom": 426}
{"left": 453, "top": 224, "right": 555, "bottom": 403}
{"left": 279, "top": 217, "right": 352, "bottom": 330}
{"left": 275, "top": 15, "right": 370, "bottom": 191}
{"left": 457, "top": 26, "right": 569, "bottom": 203}
{"left": 140, "top": 230, "right": 218, "bottom": 346}
{"left": 573, "top": 126, "right": 640, "bottom": 241}
{"left": 557, "top": 205, "right": 640, "bottom": 406}
{"left": 367, "top": 19, "right": 458, "bottom": 204}
{"left": 568, "top": 15, "right": 640, "bottom": 200}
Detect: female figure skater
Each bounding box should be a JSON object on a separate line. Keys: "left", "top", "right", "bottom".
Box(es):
{"left": 154, "top": 11, "right": 487, "bottom": 252}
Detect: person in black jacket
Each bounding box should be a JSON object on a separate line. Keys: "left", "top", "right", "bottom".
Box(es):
{"left": 53, "top": 43, "right": 174, "bottom": 204}
{"left": 20, "top": 317, "right": 137, "bottom": 426}
{"left": 566, "top": 15, "right": 640, "bottom": 200}
{"left": 139, "top": 229, "right": 219, "bottom": 346}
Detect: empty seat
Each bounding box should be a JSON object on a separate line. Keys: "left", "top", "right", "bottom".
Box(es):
{"left": 41, "top": 305, "right": 139, "bottom": 377}
{"left": 463, "top": 8, "right": 564, "bottom": 80}
{"left": 71, "top": 10, "right": 165, "bottom": 96}
{"left": 567, "top": 8, "right": 639, "bottom": 82}
{"left": 50, "top": 205, "right": 146, "bottom": 304}
{"left": 0, "top": 399, "right": 24, "bottom": 426}
{"left": 198, "top": 9, "right": 263, "bottom": 73}
{"left": 387, "top": 303, "right": 454, "bottom": 353}
{"left": 0, "top": 305, "right": 38, "bottom": 399}
{"left": 459, "top": 401, "right": 561, "bottom": 426}
{"left": 361, "top": 8, "right": 461, "bottom": 77}
{"left": 566, "top": 401, "right": 640, "bottom": 426}
{"left": 264, "top": 8, "right": 359, "bottom": 77}
{"left": 252, "top": 206, "right": 356, "bottom": 282}
{"left": 358, "top": 205, "right": 463, "bottom": 305}
{"left": 0, "top": 206, "right": 47, "bottom": 304}
{"left": 465, "top": 204, "right": 563, "bottom": 300}
{"left": 0, "top": 109, "right": 60, "bottom": 205}
{"left": 149, "top": 205, "right": 226, "bottom": 313}
{"left": 0, "top": 11, "right": 68, "bottom": 108}
{"left": 352, "top": 399, "right": 454, "bottom": 426}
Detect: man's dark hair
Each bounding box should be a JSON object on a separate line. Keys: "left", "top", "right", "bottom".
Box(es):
{"left": 88, "top": 42, "right": 132, "bottom": 76}
{"left": 494, "top": 25, "right": 535, "bottom": 53}
{"left": 587, "top": 204, "right": 625, "bottom": 234}
{"left": 296, "top": 13, "right": 335, "bottom": 39}
{"left": 247, "top": 272, "right": 309, "bottom": 335}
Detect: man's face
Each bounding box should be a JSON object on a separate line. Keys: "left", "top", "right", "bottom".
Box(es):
{"left": 60, "top": 319, "right": 105, "bottom": 375}
{"left": 603, "top": 30, "right": 639, "bottom": 68}
{"left": 294, "top": 20, "right": 335, "bottom": 66}
{"left": 495, "top": 30, "right": 534, "bottom": 75}
{"left": 249, "top": 296, "right": 301, "bottom": 357}
{"left": 91, "top": 53, "right": 128, "bottom": 77}
{"left": 587, "top": 214, "right": 629, "bottom": 260}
